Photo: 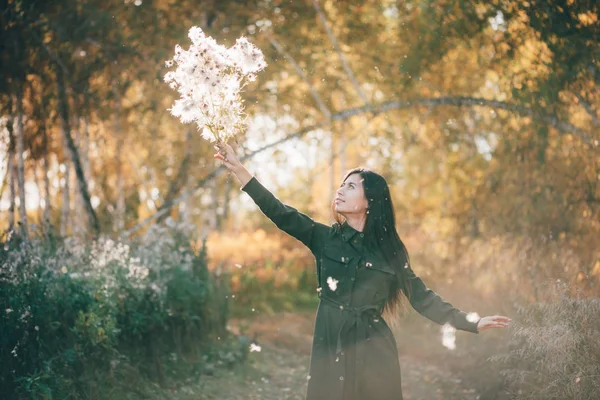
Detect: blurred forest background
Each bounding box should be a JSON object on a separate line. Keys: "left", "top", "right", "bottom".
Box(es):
{"left": 1, "top": 0, "right": 599, "bottom": 399}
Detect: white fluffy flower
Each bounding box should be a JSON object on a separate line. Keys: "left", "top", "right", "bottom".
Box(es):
{"left": 466, "top": 312, "right": 480, "bottom": 323}
{"left": 249, "top": 342, "right": 262, "bottom": 352}
{"left": 327, "top": 276, "right": 339, "bottom": 291}
{"left": 164, "top": 26, "right": 267, "bottom": 144}
{"left": 229, "top": 37, "right": 267, "bottom": 74}
{"left": 441, "top": 323, "right": 456, "bottom": 350}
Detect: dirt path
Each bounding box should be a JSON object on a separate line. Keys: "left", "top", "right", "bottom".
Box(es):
{"left": 179, "top": 310, "right": 480, "bottom": 399}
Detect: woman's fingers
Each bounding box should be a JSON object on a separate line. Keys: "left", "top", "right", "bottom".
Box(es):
{"left": 478, "top": 315, "right": 512, "bottom": 331}
{"left": 480, "top": 323, "right": 507, "bottom": 331}
{"left": 213, "top": 142, "right": 242, "bottom": 171}
{"left": 213, "top": 152, "right": 229, "bottom": 166}
{"left": 487, "top": 319, "right": 509, "bottom": 325}
{"left": 213, "top": 150, "right": 225, "bottom": 159}
{"left": 480, "top": 326, "right": 504, "bottom": 331}
{"left": 214, "top": 145, "right": 229, "bottom": 159}
{"left": 491, "top": 316, "right": 512, "bottom": 325}
{"left": 214, "top": 148, "right": 237, "bottom": 172}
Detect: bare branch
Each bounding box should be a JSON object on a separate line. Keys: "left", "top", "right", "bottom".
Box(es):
{"left": 28, "top": 28, "right": 70, "bottom": 75}
{"left": 313, "top": 0, "right": 369, "bottom": 105}
{"left": 264, "top": 32, "right": 332, "bottom": 120}
{"left": 120, "top": 95, "right": 593, "bottom": 238}
{"left": 333, "top": 97, "right": 593, "bottom": 143}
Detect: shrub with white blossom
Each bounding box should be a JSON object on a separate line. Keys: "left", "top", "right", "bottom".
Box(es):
{"left": 0, "top": 221, "right": 246, "bottom": 399}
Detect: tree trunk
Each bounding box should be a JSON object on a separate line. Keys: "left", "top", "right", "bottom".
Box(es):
{"left": 71, "top": 109, "right": 87, "bottom": 236}
{"left": 113, "top": 82, "right": 125, "bottom": 232}
{"left": 7, "top": 110, "right": 16, "bottom": 231}
{"left": 42, "top": 153, "right": 51, "bottom": 229}
{"left": 60, "top": 143, "right": 71, "bottom": 237}
{"left": 33, "top": 163, "right": 43, "bottom": 216}
{"left": 80, "top": 116, "right": 91, "bottom": 185}
{"left": 78, "top": 107, "right": 93, "bottom": 228}
{"left": 55, "top": 63, "right": 100, "bottom": 236}
{"left": 41, "top": 93, "right": 52, "bottom": 231}
{"left": 14, "top": 91, "right": 28, "bottom": 239}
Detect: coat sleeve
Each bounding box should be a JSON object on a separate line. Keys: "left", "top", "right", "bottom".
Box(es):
{"left": 404, "top": 265, "right": 480, "bottom": 334}
{"left": 240, "top": 175, "right": 329, "bottom": 256}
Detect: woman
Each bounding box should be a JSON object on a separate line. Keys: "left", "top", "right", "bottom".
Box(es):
{"left": 214, "top": 143, "right": 511, "bottom": 400}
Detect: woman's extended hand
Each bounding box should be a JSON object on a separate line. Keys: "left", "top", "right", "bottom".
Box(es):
{"left": 477, "top": 315, "right": 512, "bottom": 332}
{"left": 214, "top": 141, "right": 243, "bottom": 173}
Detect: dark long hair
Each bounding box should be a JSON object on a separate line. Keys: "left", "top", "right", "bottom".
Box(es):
{"left": 330, "top": 167, "right": 413, "bottom": 319}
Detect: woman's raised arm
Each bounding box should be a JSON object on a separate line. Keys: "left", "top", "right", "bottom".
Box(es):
{"left": 214, "top": 142, "right": 329, "bottom": 256}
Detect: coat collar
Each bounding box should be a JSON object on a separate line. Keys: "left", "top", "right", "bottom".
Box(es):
{"left": 340, "top": 220, "right": 365, "bottom": 243}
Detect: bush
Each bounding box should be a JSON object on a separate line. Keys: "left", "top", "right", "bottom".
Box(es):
{"left": 0, "top": 219, "right": 245, "bottom": 399}
{"left": 491, "top": 281, "right": 600, "bottom": 400}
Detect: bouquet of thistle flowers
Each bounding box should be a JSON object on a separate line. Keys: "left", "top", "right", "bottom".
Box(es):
{"left": 164, "top": 26, "right": 267, "bottom": 148}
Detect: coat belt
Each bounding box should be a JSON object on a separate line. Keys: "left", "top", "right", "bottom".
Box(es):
{"left": 318, "top": 294, "right": 383, "bottom": 357}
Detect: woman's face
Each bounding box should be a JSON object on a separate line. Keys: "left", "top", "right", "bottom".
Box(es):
{"left": 334, "top": 173, "right": 369, "bottom": 217}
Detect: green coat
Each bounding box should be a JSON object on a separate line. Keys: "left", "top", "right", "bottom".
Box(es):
{"left": 241, "top": 176, "right": 479, "bottom": 400}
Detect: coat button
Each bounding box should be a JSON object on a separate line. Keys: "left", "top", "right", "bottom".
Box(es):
{"left": 350, "top": 277, "right": 355, "bottom": 281}
{"left": 360, "top": 233, "right": 364, "bottom": 237}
